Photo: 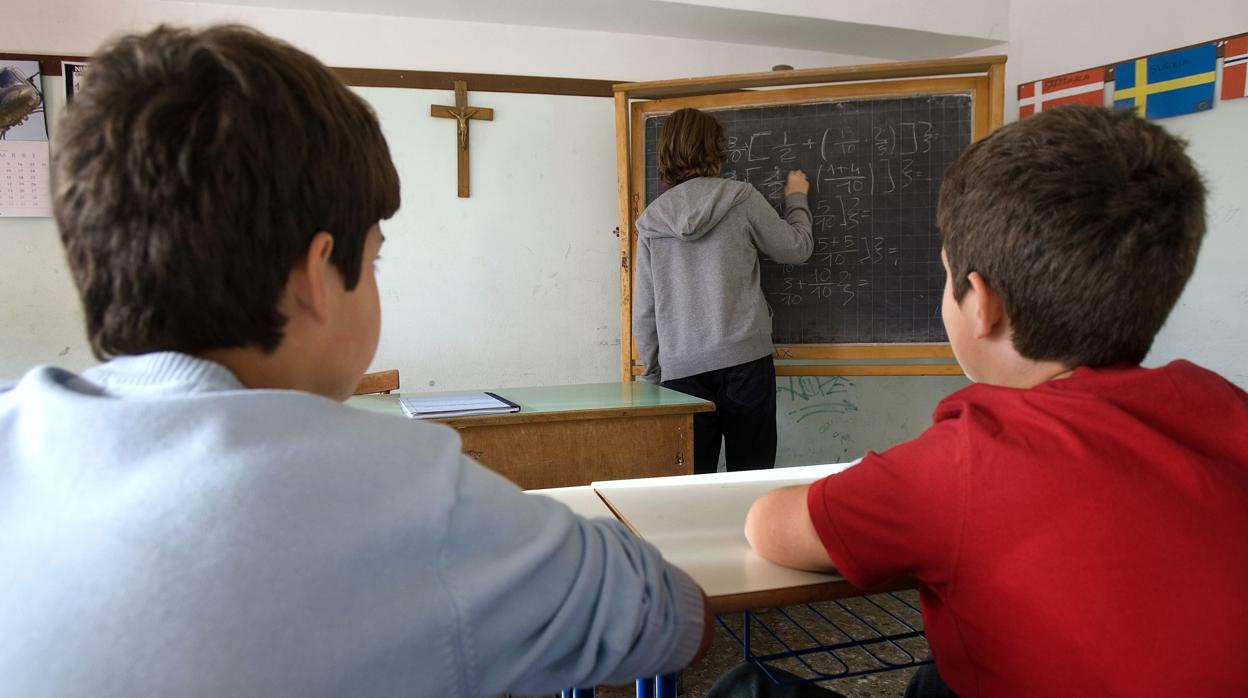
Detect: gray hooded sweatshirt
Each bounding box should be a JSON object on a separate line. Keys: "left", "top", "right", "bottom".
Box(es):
{"left": 632, "top": 177, "right": 813, "bottom": 383}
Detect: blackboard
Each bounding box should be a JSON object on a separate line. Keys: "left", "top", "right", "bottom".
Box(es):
{"left": 642, "top": 94, "right": 972, "bottom": 344}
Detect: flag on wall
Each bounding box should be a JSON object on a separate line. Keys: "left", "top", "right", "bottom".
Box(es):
{"left": 1017, "top": 68, "right": 1107, "bottom": 118}
{"left": 1222, "top": 35, "right": 1248, "bottom": 101}
{"left": 1114, "top": 43, "right": 1217, "bottom": 119}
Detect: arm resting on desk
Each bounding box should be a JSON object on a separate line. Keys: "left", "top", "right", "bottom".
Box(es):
{"left": 446, "top": 461, "right": 707, "bottom": 695}
{"left": 744, "top": 484, "right": 839, "bottom": 573}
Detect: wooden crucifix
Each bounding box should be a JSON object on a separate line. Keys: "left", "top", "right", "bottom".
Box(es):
{"left": 430, "top": 80, "right": 494, "bottom": 198}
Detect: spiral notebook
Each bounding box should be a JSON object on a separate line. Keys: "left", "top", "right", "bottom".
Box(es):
{"left": 398, "top": 391, "right": 520, "bottom": 419}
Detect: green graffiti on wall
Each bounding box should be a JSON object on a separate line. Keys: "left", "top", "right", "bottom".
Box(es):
{"left": 777, "top": 376, "right": 859, "bottom": 422}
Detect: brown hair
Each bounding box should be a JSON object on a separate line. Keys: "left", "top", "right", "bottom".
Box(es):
{"left": 53, "top": 24, "right": 400, "bottom": 360}
{"left": 937, "top": 105, "right": 1206, "bottom": 367}
{"left": 658, "top": 108, "right": 726, "bottom": 186}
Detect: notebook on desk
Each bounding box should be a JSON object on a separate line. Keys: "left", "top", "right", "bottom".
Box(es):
{"left": 398, "top": 391, "right": 520, "bottom": 419}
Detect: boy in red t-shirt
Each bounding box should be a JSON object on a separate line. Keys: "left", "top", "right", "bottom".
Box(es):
{"left": 727, "top": 106, "right": 1248, "bottom": 697}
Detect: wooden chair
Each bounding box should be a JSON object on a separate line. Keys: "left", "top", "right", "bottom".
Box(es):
{"left": 353, "top": 369, "right": 399, "bottom": 395}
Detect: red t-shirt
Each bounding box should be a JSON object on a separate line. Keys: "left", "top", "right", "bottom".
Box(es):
{"left": 808, "top": 361, "right": 1248, "bottom": 697}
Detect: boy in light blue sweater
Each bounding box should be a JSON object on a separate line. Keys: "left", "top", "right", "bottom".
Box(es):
{"left": 0, "top": 25, "right": 708, "bottom": 697}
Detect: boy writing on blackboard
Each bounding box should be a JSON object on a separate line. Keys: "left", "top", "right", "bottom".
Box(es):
{"left": 633, "top": 107, "right": 813, "bottom": 474}
{"left": 729, "top": 105, "right": 1248, "bottom": 696}
{"left": 0, "top": 25, "right": 710, "bottom": 696}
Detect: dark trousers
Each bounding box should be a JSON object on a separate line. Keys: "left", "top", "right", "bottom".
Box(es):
{"left": 662, "top": 355, "right": 777, "bottom": 474}
{"left": 707, "top": 662, "right": 956, "bottom": 698}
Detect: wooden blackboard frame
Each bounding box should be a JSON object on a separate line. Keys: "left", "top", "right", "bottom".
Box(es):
{"left": 614, "top": 57, "right": 1006, "bottom": 380}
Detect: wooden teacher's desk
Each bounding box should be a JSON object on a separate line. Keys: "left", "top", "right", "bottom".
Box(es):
{"left": 348, "top": 382, "right": 713, "bottom": 490}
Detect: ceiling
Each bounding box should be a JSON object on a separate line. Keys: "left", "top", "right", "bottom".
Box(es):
{"left": 201, "top": 0, "right": 1008, "bottom": 61}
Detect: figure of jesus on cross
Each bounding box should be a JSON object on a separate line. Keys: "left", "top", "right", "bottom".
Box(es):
{"left": 431, "top": 80, "right": 494, "bottom": 197}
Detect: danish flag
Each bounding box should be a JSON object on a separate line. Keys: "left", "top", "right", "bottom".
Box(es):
{"left": 1222, "top": 35, "right": 1248, "bottom": 101}
{"left": 1018, "top": 68, "right": 1107, "bottom": 118}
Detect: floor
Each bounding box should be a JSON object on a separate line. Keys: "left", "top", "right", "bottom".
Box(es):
{"left": 593, "top": 591, "right": 930, "bottom": 698}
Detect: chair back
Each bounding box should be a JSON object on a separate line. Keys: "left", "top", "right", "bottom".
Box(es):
{"left": 353, "top": 369, "right": 399, "bottom": 395}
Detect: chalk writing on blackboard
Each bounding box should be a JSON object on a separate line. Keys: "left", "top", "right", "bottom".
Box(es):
{"left": 644, "top": 94, "right": 972, "bottom": 344}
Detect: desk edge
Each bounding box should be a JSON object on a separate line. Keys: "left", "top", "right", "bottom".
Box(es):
{"left": 435, "top": 401, "right": 713, "bottom": 427}
{"left": 707, "top": 577, "right": 915, "bottom": 615}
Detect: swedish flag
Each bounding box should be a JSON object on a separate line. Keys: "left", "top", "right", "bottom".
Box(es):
{"left": 1114, "top": 43, "right": 1216, "bottom": 119}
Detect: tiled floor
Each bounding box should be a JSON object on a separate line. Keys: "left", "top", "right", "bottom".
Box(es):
{"left": 595, "top": 592, "right": 929, "bottom": 698}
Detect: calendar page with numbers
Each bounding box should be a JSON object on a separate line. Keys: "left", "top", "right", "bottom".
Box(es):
{"left": 0, "top": 58, "right": 52, "bottom": 218}
{"left": 0, "top": 140, "right": 51, "bottom": 217}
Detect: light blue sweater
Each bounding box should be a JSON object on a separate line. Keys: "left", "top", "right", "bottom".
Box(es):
{"left": 0, "top": 353, "right": 704, "bottom": 697}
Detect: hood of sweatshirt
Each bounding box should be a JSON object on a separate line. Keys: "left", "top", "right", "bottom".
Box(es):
{"left": 635, "top": 177, "right": 752, "bottom": 242}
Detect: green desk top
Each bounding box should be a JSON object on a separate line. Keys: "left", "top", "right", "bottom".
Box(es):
{"left": 347, "top": 381, "right": 713, "bottom": 422}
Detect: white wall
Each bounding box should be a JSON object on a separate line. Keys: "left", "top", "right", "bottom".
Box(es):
{"left": 699, "top": 0, "right": 1008, "bottom": 42}
{"left": 360, "top": 87, "right": 623, "bottom": 390}
{"left": 0, "top": 0, "right": 880, "bottom": 383}
{"left": 0, "top": 0, "right": 876, "bottom": 80}
{"left": 777, "top": 0, "right": 1248, "bottom": 465}
{"left": 1005, "top": 0, "right": 1248, "bottom": 117}
{"left": 776, "top": 374, "right": 969, "bottom": 467}
{"left": 0, "top": 3, "right": 970, "bottom": 471}
{"left": 1148, "top": 102, "right": 1248, "bottom": 386}
{"left": 3, "top": 1, "right": 1244, "bottom": 466}
{"left": 0, "top": 77, "right": 85, "bottom": 375}
{"left": 1007, "top": 0, "right": 1248, "bottom": 387}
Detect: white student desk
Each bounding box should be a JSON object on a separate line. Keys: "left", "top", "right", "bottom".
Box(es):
{"left": 589, "top": 462, "right": 914, "bottom": 615}
{"left": 530, "top": 466, "right": 920, "bottom": 697}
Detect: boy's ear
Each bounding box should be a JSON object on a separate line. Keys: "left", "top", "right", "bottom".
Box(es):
{"left": 289, "top": 232, "right": 336, "bottom": 325}
{"left": 966, "top": 271, "right": 1006, "bottom": 339}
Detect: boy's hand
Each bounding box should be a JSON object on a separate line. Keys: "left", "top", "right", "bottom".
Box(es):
{"left": 784, "top": 170, "right": 809, "bottom": 195}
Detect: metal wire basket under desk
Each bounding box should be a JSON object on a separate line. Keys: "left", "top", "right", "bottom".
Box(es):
{"left": 717, "top": 591, "right": 932, "bottom": 686}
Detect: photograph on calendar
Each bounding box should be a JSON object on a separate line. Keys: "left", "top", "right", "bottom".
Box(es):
{"left": 63, "top": 61, "right": 88, "bottom": 103}
{"left": 0, "top": 59, "right": 51, "bottom": 217}
{"left": 0, "top": 59, "right": 47, "bottom": 141}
